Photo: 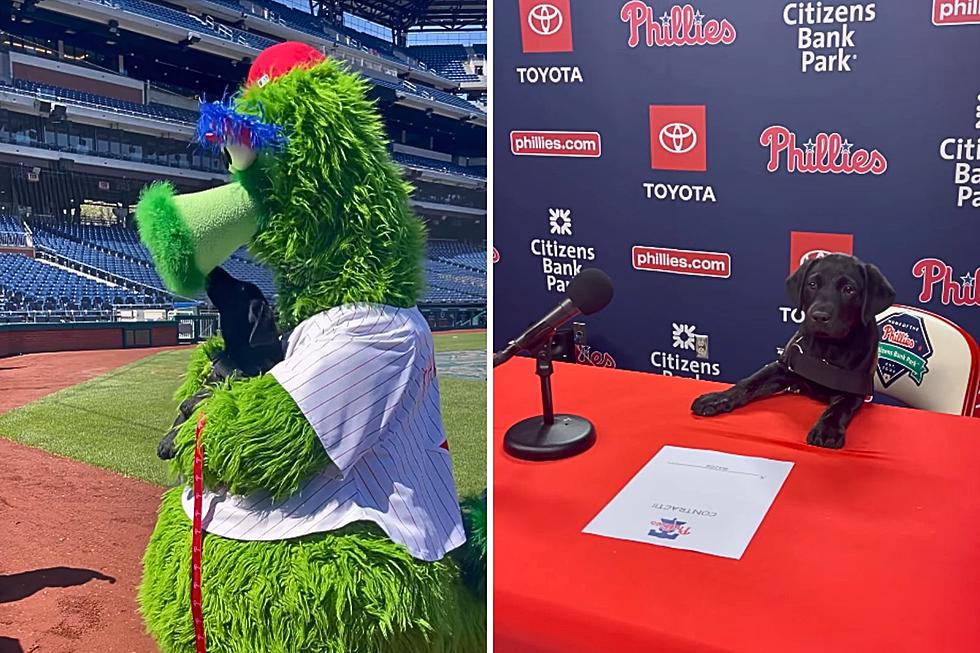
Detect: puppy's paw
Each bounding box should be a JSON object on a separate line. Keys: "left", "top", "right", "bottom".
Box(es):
{"left": 692, "top": 391, "right": 738, "bottom": 417}
{"left": 157, "top": 429, "right": 178, "bottom": 460}
{"left": 806, "top": 422, "right": 845, "bottom": 449}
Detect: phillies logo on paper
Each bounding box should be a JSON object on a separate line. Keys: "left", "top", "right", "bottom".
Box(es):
{"left": 650, "top": 105, "right": 706, "bottom": 171}
{"left": 648, "top": 517, "right": 691, "bottom": 540}
{"left": 620, "top": 2, "right": 736, "bottom": 48}
{"left": 519, "top": 0, "right": 573, "bottom": 53}
{"left": 760, "top": 126, "right": 887, "bottom": 175}
{"left": 932, "top": 0, "right": 980, "bottom": 25}
{"left": 789, "top": 231, "right": 854, "bottom": 274}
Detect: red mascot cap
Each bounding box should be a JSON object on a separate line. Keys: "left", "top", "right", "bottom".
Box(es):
{"left": 247, "top": 41, "right": 325, "bottom": 89}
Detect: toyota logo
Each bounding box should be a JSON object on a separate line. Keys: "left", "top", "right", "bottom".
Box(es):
{"left": 528, "top": 3, "right": 564, "bottom": 36}
{"left": 658, "top": 122, "right": 698, "bottom": 154}
{"left": 800, "top": 249, "right": 834, "bottom": 265}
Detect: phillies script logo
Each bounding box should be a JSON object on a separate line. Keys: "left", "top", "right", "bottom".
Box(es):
{"left": 789, "top": 231, "right": 853, "bottom": 274}
{"left": 633, "top": 245, "right": 731, "bottom": 278}
{"left": 933, "top": 0, "right": 980, "bottom": 25}
{"left": 621, "top": 2, "right": 736, "bottom": 48}
{"left": 649, "top": 517, "right": 691, "bottom": 539}
{"left": 492, "top": 247, "right": 500, "bottom": 264}
{"left": 650, "top": 105, "right": 706, "bottom": 171}
{"left": 876, "top": 313, "right": 933, "bottom": 388}
{"left": 761, "top": 126, "right": 887, "bottom": 175}
{"left": 913, "top": 258, "right": 980, "bottom": 307}
{"left": 576, "top": 344, "right": 617, "bottom": 368}
{"left": 520, "top": 0, "right": 573, "bottom": 53}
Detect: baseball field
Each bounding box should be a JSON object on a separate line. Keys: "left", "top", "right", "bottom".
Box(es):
{"left": 0, "top": 330, "right": 486, "bottom": 653}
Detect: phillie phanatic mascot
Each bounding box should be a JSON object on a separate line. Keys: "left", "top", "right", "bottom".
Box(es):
{"left": 134, "top": 41, "right": 486, "bottom": 652}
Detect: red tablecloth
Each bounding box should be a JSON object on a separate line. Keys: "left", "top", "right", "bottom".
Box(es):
{"left": 494, "top": 358, "right": 980, "bottom": 653}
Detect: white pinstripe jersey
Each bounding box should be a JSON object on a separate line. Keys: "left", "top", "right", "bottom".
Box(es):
{"left": 180, "top": 303, "right": 466, "bottom": 562}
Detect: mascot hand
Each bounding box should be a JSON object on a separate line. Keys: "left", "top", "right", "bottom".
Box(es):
{"left": 161, "top": 339, "right": 263, "bottom": 460}
{"left": 168, "top": 374, "right": 328, "bottom": 499}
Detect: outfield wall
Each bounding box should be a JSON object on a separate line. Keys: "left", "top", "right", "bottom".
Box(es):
{"left": 0, "top": 321, "right": 179, "bottom": 357}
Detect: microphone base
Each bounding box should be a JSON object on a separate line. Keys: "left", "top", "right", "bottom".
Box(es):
{"left": 503, "top": 414, "right": 596, "bottom": 461}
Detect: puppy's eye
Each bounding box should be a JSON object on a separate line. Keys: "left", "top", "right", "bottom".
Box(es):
{"left": 843, "top": 285, "right": 856, "bottom": 295}
{"left": 807, "top": 281, "right": 817, "bottom": 289}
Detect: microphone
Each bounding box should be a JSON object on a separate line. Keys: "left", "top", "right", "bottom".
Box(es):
{"left": 493, "top": 268, "right": 614, "bottom": 367}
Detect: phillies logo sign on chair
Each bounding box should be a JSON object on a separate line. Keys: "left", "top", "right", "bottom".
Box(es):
{"left": 520, "top": 0, "right": 573, "bottom": 53}
{"left": 877, "top": 313, "right": 934, "bottom": 388}
{"left": 649, "top": 105, "right": 707, "bottom": 171}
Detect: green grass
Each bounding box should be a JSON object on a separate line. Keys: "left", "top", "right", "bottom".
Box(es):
{"left": 0, "top": 331, "right": 486, "bottom": 495}
{"left": 433, "top": 330, "right": 485, "bottom": 353}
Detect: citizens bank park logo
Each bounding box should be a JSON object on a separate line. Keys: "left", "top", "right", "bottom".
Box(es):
{"left": 652, "top": 321, "right": 721, "bottom": 379}
{"left": 876, "top": 313, "right": 933, "bottom": 388}
{"left": 913, "top": 258, "right": 980, "bottom": 307}
{"left": 531, "top": 207, "right": 597, "bottom": 293}
{"left": 782, "top": 2, "right": 877, "bottom": 73}
{"left": 519, "top": 0, "right": 573, "bottom": 53}
{"left": 933, "top": 0, "right": 980, "bottom": 25}
{"left": 761, "top": 126, "right": 887, "bottom": 175}
{"left": 511, "top": 131, "right": 602, "bottom": 158}
{"left": 938, "top": 94, "right": 980, "bottom": 209}
{"left": 620, "top": 2, "right": 736, "bottom": 48}
{"left": 649, "top": 517, "right": 691, "bottom": 539}
{"left": 781, "top": 231, "right": 853, "bottom": 324}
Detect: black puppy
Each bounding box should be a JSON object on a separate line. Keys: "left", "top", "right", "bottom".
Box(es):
{"left": 157, "top": 267, "right": 283, "bottom": 459}
{"left": 691, "top": 254, "right": 895, "bottom": 449}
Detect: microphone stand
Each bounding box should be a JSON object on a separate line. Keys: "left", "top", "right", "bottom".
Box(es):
{"left": 502, "top": 336, "right": 597, "bottom": 461}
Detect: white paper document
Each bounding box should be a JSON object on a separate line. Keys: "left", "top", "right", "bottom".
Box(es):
{"left": 583, "top": 446, "right": 794, "bottom": 559}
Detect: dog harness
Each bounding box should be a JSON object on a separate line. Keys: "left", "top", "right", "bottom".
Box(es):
{"left": 780, "top": 331, "right": 877, "bottom": 398}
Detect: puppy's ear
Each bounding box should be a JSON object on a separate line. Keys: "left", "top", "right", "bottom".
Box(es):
{"left": 247, "top": 299, "right": 279, "bottom": 347}
{"left": 862, "top": 263, "right": 896, "bottom": 325}
{"left": 785, "top": 259, "right": 814, "bottom": 310}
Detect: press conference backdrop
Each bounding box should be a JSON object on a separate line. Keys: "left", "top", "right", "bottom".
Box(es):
{"left": 493, "top": 0, "right": 980, "bottom": 391}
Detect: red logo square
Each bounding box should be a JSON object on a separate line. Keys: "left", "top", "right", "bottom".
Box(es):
{"left": 789, "top": 231, "right": 854, "bottom": 274}
{"left": 649, "top": 105, "right": 706, "bottom": 171}
{"left": 519, "top": 0, "right": 573, "bottom": 53}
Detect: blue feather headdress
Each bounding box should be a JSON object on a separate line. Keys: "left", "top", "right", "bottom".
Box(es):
{"left": 195, "top": 96, "right": 286, "bottom": 152}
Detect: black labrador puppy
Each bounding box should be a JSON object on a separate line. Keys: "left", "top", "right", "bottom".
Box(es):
{"left": 691, "top": 254, "right": 895, "bottom": 449}
{"left": 157, "top": 267, "right": 283, "bottom": 459}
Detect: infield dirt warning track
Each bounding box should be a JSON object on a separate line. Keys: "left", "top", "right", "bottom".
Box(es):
{"left": 0, "top": 348, "right": 178, "bottom": 653}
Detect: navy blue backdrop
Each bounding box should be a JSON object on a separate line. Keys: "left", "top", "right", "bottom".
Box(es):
{"left": 493, "top": 0, "right": 980, "bottom": 388}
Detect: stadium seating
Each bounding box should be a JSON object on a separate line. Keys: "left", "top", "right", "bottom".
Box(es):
{"left": 408, "top": 45, "right": 480, "bottom": 82}
{"left": 1, "top": 79, "right": 198, "bottom": 124}
{"left": 429, "top": 240, "right": 486, "bottom": 273}
{"left": 369, "top": 76, "right": 481, "bottom": 113}
{"left": 393, "top": 152, "right": 486, "bottom": 179}
{"left": 0, "top": 217, "right": 485, "bottom": 316}
{"left": 0, "top": 252, "right": 151, "bottom": 314}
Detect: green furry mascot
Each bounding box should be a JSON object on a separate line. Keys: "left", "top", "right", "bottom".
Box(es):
{"left": 134, "top": 42, "right": 486, "bottom": 653}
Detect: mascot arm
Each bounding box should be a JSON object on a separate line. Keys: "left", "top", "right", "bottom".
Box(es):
{"left": 170, "top": 373, "right": 329, "bottom": 501}
{"left": 173, "top": 336, "right": 225, "bottom": 403}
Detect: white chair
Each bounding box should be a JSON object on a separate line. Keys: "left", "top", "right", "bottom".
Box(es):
{"left": 874, "top": 305, "right": 979, "bottom": 417}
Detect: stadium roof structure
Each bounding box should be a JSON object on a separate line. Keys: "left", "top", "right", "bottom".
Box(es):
{"left": 322, "top": 0, "right": 487, "bottom": 31}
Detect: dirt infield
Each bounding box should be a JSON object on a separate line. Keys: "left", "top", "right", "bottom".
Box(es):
{"left": 0, "top": 347, "right": 186, "bottom": 414}
{"left": 0, "top": 348, "right": 175, "bottom": 653}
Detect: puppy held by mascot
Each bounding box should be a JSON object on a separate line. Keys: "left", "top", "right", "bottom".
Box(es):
{"left": 135, "top": 41, "right": 486, "bottom": 653}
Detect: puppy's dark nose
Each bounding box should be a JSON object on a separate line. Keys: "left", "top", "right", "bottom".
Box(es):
{"left": 810, "top": 310, "right": 832, "bottom": 323}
